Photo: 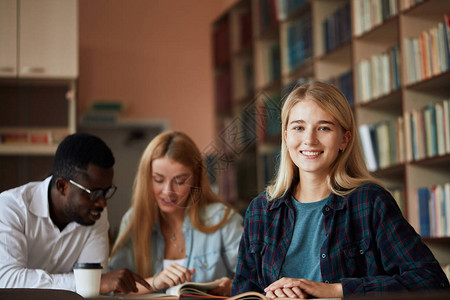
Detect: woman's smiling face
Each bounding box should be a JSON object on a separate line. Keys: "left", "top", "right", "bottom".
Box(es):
{"left": 152, "top": 155, "right": 194, "bottom": 214}
{"left": 284, "top": 99, "right": 350, "bottom": 179}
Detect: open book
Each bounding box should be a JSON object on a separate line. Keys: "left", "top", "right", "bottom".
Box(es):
{"left": 179, "top": 291, "right": 340, "bottom": 300}
{"left": 115, "top": 280, "right": 223, "bottom": 300}
{"left": 115, "top": 280, "right": 340, "bottom": 300}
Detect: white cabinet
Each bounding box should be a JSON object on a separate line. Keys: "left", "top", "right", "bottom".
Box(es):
{"left": 0, "top": 0, "right": 78, "bottom": 79}
{"left": 0, "top": 0, "right": 17, "bottom": 77}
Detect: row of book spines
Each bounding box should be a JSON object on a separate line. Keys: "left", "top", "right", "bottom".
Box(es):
{"left": 404, "top": 99, "right": 450, "bottom": 162}
{"left": 326, "top": 70, "right": 354, "bottom": 108}
{"left": 260, "top": 148, "right": 280, "bottom": 185}
{"left": 213, "top": 20, "right": 231, "bottom": 67}
{"left": 353, "top": 0, "right": 398, "bottom": 37}
{"left": 236, "top": 8, "right": 253, "bottom": 51}
{"left": 276, "top": 0, "right": 309, "bottom": 21}
{"left": 358, "top": 117, "right": 405, "bottom": 172}
{"left": 0, "top": 130, "right": 69, "bottom": 145}
{"left": 237, "top": 60, "right": 254, "bottom": 98}
{"left": 323, "top": 2, "right": 351, "bottom": 54}
{"left": 404, "top": 14, "right": 450, "bottom": 85}
{"left": 215, "top": 68, "right": 232, "bottom": 113}
{"left": 233, "top": 94, "right": 282, "bottom": 143}
{"left": 284, "top": 12, "right": 313, "bottom": 72}
{"left": 356, "top": 44, "right": 401, "bottom": 104}
{"left": 257, "top": 96, "right": 282, "bottom": 142}
{"left": 417, "top": 183, "right": 450, "bottom": 238}
{"left": 260, "top": 43, "right": 281, "bottom": 85}
{"left": 257, "top": 0, "right": 279, "bottom": 33}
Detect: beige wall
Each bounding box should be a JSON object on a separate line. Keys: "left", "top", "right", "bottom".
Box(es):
{"left": 78, "top": 0, "right": 237, "bottom": 149}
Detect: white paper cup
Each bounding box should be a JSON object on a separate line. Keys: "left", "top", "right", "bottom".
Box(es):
{"left": 73, "top": 262, "right": 103, "bottom": 298}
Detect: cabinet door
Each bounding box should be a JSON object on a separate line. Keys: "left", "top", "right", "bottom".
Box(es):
{"left": 0, "top": 0, "right": 17, "bottom": 77}
{"left": 19, "top": 0, "right": 78, "bottom": 79}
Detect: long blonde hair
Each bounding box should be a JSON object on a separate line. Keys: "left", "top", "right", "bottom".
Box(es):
{"left": 267, "top": 81, "right": 381, "bottom": 200}
{"left": 110, "top": 131, "right": 235, "bottom": 277}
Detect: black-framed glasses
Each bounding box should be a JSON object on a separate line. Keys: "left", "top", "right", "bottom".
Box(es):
{"left": 69, "top": 179, "right": 117, "bottom": 202}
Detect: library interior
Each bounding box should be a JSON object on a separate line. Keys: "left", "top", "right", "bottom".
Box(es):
{"left": 1, "top": 0, "right": 450, "bottom": 295}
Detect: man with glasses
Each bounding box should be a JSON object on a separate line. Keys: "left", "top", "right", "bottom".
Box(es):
{"left": 0, "top": 133, "right": 151, "bottom": 295}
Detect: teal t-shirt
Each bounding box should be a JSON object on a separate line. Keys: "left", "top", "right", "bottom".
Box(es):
{"left": 280, "top": 195, "right": 330, "bottom": 282}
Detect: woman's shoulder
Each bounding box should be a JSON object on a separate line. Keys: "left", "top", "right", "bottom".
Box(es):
{"left": 121, "top": 207, "right": 134, "bottom": 220}
{"left": 203, "top": 202, "right": 228, "bottom": 215}
{"left": 350, "top": 182, "right": 391, "bottom": 196}
{"left": 343, "top": 182, "right": 395, "bottom": 207}
{"left": 202, "top": 202, "right": 232, "bottom": 219}
{"left": 116, "top": 207, "right": 135, "bottom": 231}
{"left": 244, "top": 190, "right": 291, "bottom": 217}
{"left": 201, "top": 202, "right": 241, "bottom": 223}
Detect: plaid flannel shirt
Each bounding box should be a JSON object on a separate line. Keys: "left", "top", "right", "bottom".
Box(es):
{"left": 231, "top": 183, "right": 449, "bottom": 297}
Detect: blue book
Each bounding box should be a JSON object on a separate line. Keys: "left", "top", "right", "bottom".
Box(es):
{"left": 418, "top": 187, "right": 431, "bottom": 237}
{"left": 429, "top": 104, "right": 438, "bottom": 157}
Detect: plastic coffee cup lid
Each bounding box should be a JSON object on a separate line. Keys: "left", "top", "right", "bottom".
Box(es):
{"left": 73, "top": 263, "right": 103, "bottom": 269}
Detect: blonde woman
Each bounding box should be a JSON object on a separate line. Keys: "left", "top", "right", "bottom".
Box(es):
{"left": 110, "top": 131, "right": 243, "bottom": 296}
{"left": 232, "top": 81, "right": 449, "bottom": 298}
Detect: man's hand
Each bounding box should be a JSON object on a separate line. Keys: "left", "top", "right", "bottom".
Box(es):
{"left": 100, "top": 268, "right": 152, "bottom": 295}
{"left": 264, "top": 277, "right": 343, "bottom": 299}
{"left": 208, "top": 277, "right": 232, "bottom": 297}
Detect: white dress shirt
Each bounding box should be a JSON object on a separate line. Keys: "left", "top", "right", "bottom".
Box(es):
{"left": 0, "top": 177, "right": 109, "bottom": 291}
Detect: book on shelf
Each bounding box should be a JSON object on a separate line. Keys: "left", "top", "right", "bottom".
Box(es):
{"left": 396, "top": 116, "right": 405, "bottom": 164}
{"left": 322, "top": 2, "right": 351, "bottom": 54}
{"left": 354, "top": 0, "right": 398, "bottom": 37}
{"left": 276, "top": 0, "right": 309, "bottom": 21}
{"left": 284, "top": 11, "right": 312, "bottom": 72}
{"left": 238, "top": 7, "right": 253, "bottom": 50}
{"left": 356, "top": 43, "right": 400, "bottom": 104}
{"left": 215, "top": 68, "right": 232, "bottom": 113}
{"left": 418, "top": 187, "right": 431, "bottom": 238}
{"left": 404, "top": 99, "right": 450, "bottom": 162}
{"left": 404, "top": 15, "right": 450, "bottom": 84}
{"left": 2, "top": 132, "right": 28, "bottom": 144}
{"left": 416, "top": 183, "right": 450, "bottom": 238}
{"left": 444, "top": 99, "right": 450, "bottom": 154}
{"left": 0, "top": 130, "right": 69, "bottom": 146}
{"left": 257, "top": 0, "right": 279, "bottom": 34}
{"left": 423, "top": 104, "right": 438, "bottom": 158}
{"left": 214, "top": 19, "right": 230, "bottom": 67}
{"left": 358, "top": 124, "right": 378, "bottom": 172}
{"left": 358, "top": 117, "right": 403, "bottom": 171}
{"left": 326, "top": 70, "right": 354, "bottom": 108}
{"left": 435, "top": 102, "right": 446, "bottom": 156}
{"left": 376, "top": 121, "right": 390, "bottom": 169}
{"left": 29, "top": 131, "right": 51, "bottom": 144}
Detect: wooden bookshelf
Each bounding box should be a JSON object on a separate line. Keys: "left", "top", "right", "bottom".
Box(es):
{"left": 212, "top": 0, "right": 450, "bottom": 267}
